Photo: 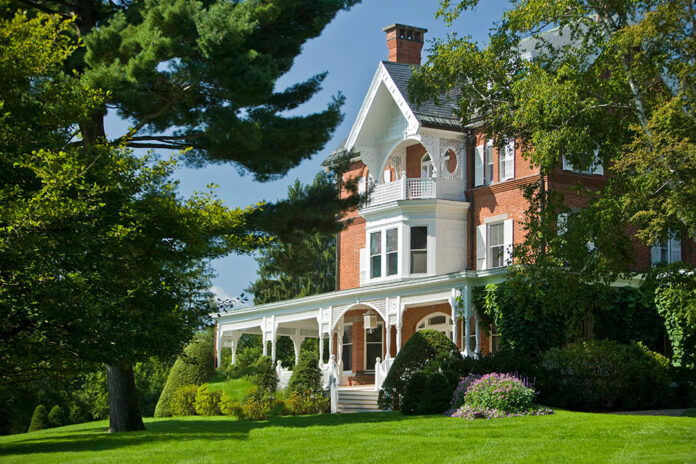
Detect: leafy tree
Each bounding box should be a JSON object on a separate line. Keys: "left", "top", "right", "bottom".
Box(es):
{"left": 287, "top": 350, "right": 322, "bottom": 394}
{"left": 411, "top": 0, "right": 696, "bottom": 267}
{"left": 27, "top": 405, "right": 48, "bottom": 432}
{"left": 247, "top": 173, "right": 337, "bottom": 305}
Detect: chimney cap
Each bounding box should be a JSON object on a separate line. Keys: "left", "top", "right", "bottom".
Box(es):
{"left": 382, "top": 23, "right": 428, "bottom": 34}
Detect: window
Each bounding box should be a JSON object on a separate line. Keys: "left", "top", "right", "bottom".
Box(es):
{"left": 468, "top": 316, "right": 477, "bottom": 353}
{"left": 416, "top": 313, "right": 453, "bottom": 340}
{"left": 383, "top": 165, "right": 396, "bottom": 183}
{"left": 485, "top": 140, "right": 495, "bottom": 184}
{"left": 365, "top": 323, "right": 383, "bottom": 371}
{"left": 444, "top": 148, "right": 457, "bottom": 173}
{"left": 341, "top": 324, "right": 352, "bottom": 372}
{"left": 370, "top": 231, "right": 381, "bottom": 278}
{"left": 421, "top": 153, "right": 434, "bottom": 178}
{"left": 652, "top": 235, "right": 681, "bottom": 266}
{"left": 489, "top": 324, "right": 501, "bottom": 353}
{"left": 386, "top": 228, "right": 398, "bottom": 276}
{"left": 410, "top": 226, "right": 427, "bottom": 274}
{"left": 488, "top": 223, "right": 505, "bottom": 268}
{"left": 499, "top": 139, "right": 514, "bottom": 181}
{"left": 562, "top": 150, "right": 603, "bottom": 175}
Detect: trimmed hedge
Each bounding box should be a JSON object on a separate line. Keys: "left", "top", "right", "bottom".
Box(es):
{"left": 253, "top": 356, "right": 278, "bottom": 394}
{"left": 170, "top": 385, "right": 198, "bottom": 416}
{"left": 28, "top": 405, "right": 48, "bottom": 432}
{"left": 47, "top": 405, "right": 66, "bottom": 428}
{"left": 378, "top": 329, "right": 462, "bottom": 410}
{"left": 154, "top": 333, "right": 215, "bottom": 417}
{"left": 288, "top": 350, "right": 321, "bottom": 394}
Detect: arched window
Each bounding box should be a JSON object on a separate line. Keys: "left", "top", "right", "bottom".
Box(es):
{"left": 421, "top": 153, "right": 434, "bottom": 178}
{"left": 383, "top": 165, "right": 397, "bottom": 183}
{"left": 416, "top": 312, "right": 453, "bottom": 339}
{"left": 444, "top": 148, "right": 457, "bottom": 174}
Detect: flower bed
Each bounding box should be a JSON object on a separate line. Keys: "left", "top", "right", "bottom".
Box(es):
{"left": 448, "top": 372, "right": 553, "bottom": 420}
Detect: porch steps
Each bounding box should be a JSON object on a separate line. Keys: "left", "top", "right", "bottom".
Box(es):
{"left": 337, "top": 388, "right": 381, "bottom": 413}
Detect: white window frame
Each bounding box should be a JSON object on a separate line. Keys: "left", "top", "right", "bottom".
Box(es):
{"left": 369, "top": 231, "right": 381, "bottom": 279}
{"left": 652, "top": 235, "right": 681, "bottom": 266}
{"left": 385, "top": 228, "right": 399, "bottom": 276}
{"left": 342, "top": 323, "right": 353, "bottom": 374}
{"left": 421, "top": 153, "right": 434, "bottom": 178}
{"left": 485, "top": 140, "right": 495, "bottom": 185}
{"left": 499, "top": 138, "right": 515, "bottom": 181}
{"left": 488, "top": 222, "right": 505, "bottom": 269}
{"left": 409, "top": 225, "right": 428, "bottom": 275}
{"left": 489, "top": 324, "right": 501, "bottom": 353}
{"left": 416, "top": 312, "right": 454, "bottom": 340}
{"left": 477, "top": 219, "right": 513, "bottom": 270}
{"left": 562, "top": 150, "right": 603, "bottom": 175}
{"left": 366, "top": 225, "right": 403, "bottom": 282}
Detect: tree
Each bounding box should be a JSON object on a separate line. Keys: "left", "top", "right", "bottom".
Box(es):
{"left": 0, "top": 12, "right": 266, "bottom": 432}
{"left": 411, "top": 0, "right": 696, "bottom": 269}
{"left": 247, "top": 173, "right": 337, "bottom": 305}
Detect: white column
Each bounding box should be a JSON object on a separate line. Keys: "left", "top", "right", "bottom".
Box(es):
{"left": 215, "top": 323, "right": 223, "bottom": 368}
{"left": 385, "top": 324, "right": 391, "bottom": 359}
{"left": 271, "top": 334, "right": 277, "bottom": 363}
{"left": 475, "top": 312, "right": 481, "bottom": 355}
{"left": 463, "top": 281, "right": 471, "bottom": 357}
{"left": 230, "top": 332, "right": 241, "bottom": 365}
{"left": 319, "top": 332, "right": 324, "bottom": 364}
{"left": 262, "top": 318, "right": 268, "bottom": 357}
{"left": 448, "top": 294, "right": 458, "bottom": 349}
{"left": 290, "top": 331, "right": 303, "bottom": 366}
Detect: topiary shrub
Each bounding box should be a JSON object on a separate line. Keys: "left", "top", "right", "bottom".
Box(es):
{"left": 194, "top": 384, "right": 222, "bottom": 416}
{"left": 540, "top": 340, "right": 671, "bottom": 411}
{"left": 47, "top": 405, "right": 66, "bottom": 428}
{"left": 28, "top": 405, "right": 48, "bottom": 432}
{"left": 284, "top": 390, "right": 329, "bottom": 415}
{"left": 400, "top": 370, "right": 455, "bottom": 415}
{"left": 170, "top": 385, "right": 199, "bottom": 416}
{"left": 379, "top": 329, "right": 462, "bottom": 410}
{"left": 253, "top": 356, "right": 278, "bottom": 394}
{"left": 155, "top": 332, "right": 214, "bottom": 417}
{"left": 288, "top": 350, "right": 321, "bottom": 394}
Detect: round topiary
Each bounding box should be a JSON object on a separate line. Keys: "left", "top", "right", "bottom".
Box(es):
{"left": 378, "top": 329, "right": 462, "bottom": 410}
{"left": 28, "top": 404, "right": 49, "bottom": 432}
{"left": 47, "top": 405, "right": 66, "bottom": 428}
{"left": 288, "top": 350, "right": 321, "bottom": 394}
{"left": 154, "top": 332, "right": 215, "bottom": 417}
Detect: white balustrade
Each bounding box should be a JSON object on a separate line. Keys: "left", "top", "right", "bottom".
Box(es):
{"left": 364, "top": 177, "right": 465, "bottom": 208}
{"left": 374, "top": 356, "right": 394, "bottom": 391}
{"left": 276, "top": 361, "right": 293, "bottom": 390}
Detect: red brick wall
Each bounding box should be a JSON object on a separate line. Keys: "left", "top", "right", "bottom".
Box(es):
{"left": 406, "top": 143, "right": 425, "bottom": 178}
{"left": 338, "top": 162, "right": 368, "bottom": 290}
{"left": 385, "top": 30, "right": 424, "bottom": 65}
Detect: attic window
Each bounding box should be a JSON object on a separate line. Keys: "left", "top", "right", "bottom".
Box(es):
{"left": 407, "top": 30, "right": 413, "bottom": 40}
{"left": 414, "top": 32, "right": 420, "bottom": 42}
{"left": 399, "top": 28, "right": 405, "bottom": 39}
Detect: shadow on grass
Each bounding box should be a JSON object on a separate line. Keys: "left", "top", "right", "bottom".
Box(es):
{"left": 0, "top": 412, "right": 407, "bottom": 457}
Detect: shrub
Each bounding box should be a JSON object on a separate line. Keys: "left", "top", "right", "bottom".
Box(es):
{"left": 28, "top": 405, "right": 48, "bottom": 432}
{"left": 284, "top": 390, "right": 329, "bottom": 415}
{"left": 194, "top": 384, "right": 222, "bottom": 416}
{"left": 463, "top": 373, "right": 536, "bottom": 413}
{"left": 450, "top": 374, "right": 482, "bottom": 411}
{"left": 220, "top": 397, "right": 243, "bottom": 417}
{"left": 288, "top": 350, "right": 321, "bottom": 394}
{"left": 401, "top": 370, "right": 454, "bottom": 415}
{"left": 155, "top": 332, "right": 214, "bottom": 417}
{"left": 379, "top": 329, "right": 462, "bottom": 410}
{"left": 241, "top": 389, "right": 274, "bottom": 421}
{"left": 540, "top": 340, "right": 671, "bottom": 411}
{"left": 170, "top": 385, "right": 199, "bottom": 416}
{"left": 47, "top": 405, "right": 66, "bottom": 428}
{"left": 253, "top": 356, "right": 278, "bottom": 394}
{"left": 653, "top": 265, "right": 696, "bottom": 368}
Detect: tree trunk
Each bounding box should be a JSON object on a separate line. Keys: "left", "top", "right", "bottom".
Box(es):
{"left": 106, "top": 364, "right": 146, "bottom": 433}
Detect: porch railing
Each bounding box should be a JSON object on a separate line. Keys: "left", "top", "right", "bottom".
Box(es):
{"left": 276, "top": 361, "right": 293, "bottom": 390}
{"left": 374, "top": 356, "right": 394, "bottom": 391}
{"left": 364, "top": 177, "right": 466, "bottom": 208}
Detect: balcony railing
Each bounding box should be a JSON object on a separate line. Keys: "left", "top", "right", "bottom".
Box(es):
{"left": 364, "top": 177, "right": 466, "bottom": 208}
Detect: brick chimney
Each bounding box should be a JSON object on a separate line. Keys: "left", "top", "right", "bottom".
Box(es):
{"left": 383, "top": 24, "right": 428, "bottom": 65}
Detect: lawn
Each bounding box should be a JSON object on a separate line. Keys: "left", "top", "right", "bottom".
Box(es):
{"left": 207, "top": 373, "right": 253, "bottom": 402}
{"left": 1, "top": 411, "right": 695, "bottom": 463}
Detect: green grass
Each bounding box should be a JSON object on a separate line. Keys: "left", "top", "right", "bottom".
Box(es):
{"left": 207, "top": 373, "right": 253, "bottom": 402}
{"left": 1, "top": 411, "right": 694, "bottom": 463}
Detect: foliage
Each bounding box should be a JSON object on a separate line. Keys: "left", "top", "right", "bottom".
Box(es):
{"left": 27, "top": 405, "right": 48, "bottom": 432}
{"left": 288, "top": 351, "right": 322, "bottom": 394}
{"left": 651, "top": 264, "right": 696, "bottom": 368}
{"left": 463, "top": 373, "right": 536, "bottom": 414}
{"left": 155, "top": 333, "right": 215, "bottom": 417}
{"left": 248, "top": 174, "right": 338, "bottom": 305}
{"left": 170, "top": 385, "right": 199, "bottom": 417}
{"left": 194, "top": 384, "right": 222, "bottom": 416}
{"left": 224, "top": 335, "right": 263, "bottom": 380}
{"left": 47, "top": 405, "right": 66, "bottom": 428}
{"left": 284, "top": 390, "right": 329, "bottom": 415}
{"left": 379, "top": 329, "right": 461, "bottom": 410}
{"left": 473, "top": 280, "right": 666, "bottom": 354}
{"left": 240, "top": 389, "right": 274, "bottom": 421}
{"left": 449, "top": 374, "right": 482, "bottom": 412}
{"left": 252, "top": 356, "right": 278, "bottom": 395}
{"left": 401, "top": 371, "right": 453, "bottom": 416}
{"left": 219, "top": 395, "right": 242, "bottom": 417}
{"left": 541, "top": 340, "right": 671, "bottom": 411}
{"left": 451, "top": 405, "right": 554, "bottom": 420}
{"left": 133, "top": 358, "right": 175, "bottom": 417}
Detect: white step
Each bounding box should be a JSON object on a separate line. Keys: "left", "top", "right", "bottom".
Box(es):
{"left": 337, "top": 388, "right": 381, "bottom": 413}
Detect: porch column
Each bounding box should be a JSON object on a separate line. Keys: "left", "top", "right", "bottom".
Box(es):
{"left": 215, "top": 323, "right": 223, "bottom": 368}
{"left": 448, "top": 293, "right": 458, "bottom": 349}
{"left": 475, "top": 312, "right": 481, "bottom": 355}
{"left": 319, "top": 331, "right": 324, "bottom": 364}
{"left": 290, "top": 331, "right": 304, "bottom": 366}
{"left": 336, "top": 321, "right": 343, "bottom": 369}
{"left": 385, "top": 324, "right": 391, "bottom": 359}
{"left": 230, "top": 332, "right": 241, "bottom": 366}
{"left": 271, "top": 334, "right": 277, "bottom": 363}
{"left": 463, "top": 281, "right": 472, "bottom": 357}
{"left": 396, "top": 303, "right": 405, "bottom": 354}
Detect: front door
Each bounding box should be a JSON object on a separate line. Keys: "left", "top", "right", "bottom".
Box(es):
{"left": 365, "top": 323, "right": 383, "bottom": 371}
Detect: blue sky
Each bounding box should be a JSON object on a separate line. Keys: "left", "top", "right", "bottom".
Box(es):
{"left": 104, "top": 0, "right": 510, "bottom": 303}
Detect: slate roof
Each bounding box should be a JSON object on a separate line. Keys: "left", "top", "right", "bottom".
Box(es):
{"left": 322, "top": 61, "right": 462, "bottom": 167}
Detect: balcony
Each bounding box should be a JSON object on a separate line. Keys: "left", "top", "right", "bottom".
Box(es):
{"left": 363, "top": 177, "right": 466, "bottom": 209}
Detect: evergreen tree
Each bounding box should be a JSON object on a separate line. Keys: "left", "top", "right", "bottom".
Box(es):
{"left": 28, "top": 405, "right": 48, "bottom": 432}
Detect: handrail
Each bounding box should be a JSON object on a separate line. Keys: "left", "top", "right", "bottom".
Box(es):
{"left": 365, "top": 177, "right": 466, "bottom": 208}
